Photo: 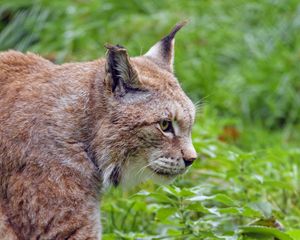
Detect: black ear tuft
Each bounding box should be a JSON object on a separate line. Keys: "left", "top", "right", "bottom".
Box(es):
{"left": 160, "top": 20, "right": 188, "bottom": 60}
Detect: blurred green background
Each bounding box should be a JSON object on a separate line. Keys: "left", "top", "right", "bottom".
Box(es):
{"left": 1, "top": 0, "right": 300, "bottom": 239}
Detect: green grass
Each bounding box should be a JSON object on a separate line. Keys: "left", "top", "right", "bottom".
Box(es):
{"left": 1, "top": 0, "right": 299, "bottom": 239}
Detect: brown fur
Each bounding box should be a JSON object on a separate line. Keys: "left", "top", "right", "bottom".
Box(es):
{"left": 0, "top": 22, "right": 196, "bottom": 239}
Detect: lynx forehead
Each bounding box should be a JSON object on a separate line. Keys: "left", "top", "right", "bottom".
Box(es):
{"left": 0, "top": 21, "right": 197, "bottom": 239}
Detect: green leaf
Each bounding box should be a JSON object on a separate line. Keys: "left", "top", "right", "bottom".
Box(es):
{"left": 287, "top": 229, "right": 300, "bottom": 240}
{"left": 188, "top": 193, "right": 238, "bottom": 207}
{"left": 212, "top": 194, "right": 238, "bottom": 207}
{"left": 218, "top": 207, "right": 242, "bottom": 215}
{"left": 156, "top": 207, "right": 177, "bottom": 220}
{"left": 186, "top": 202, "right": 210, "bottom": 213}
{"left": 240, "top": 226, "right": 293, "bottom": 240}
{"left": 242, "top": 206, "right": 263, "bottom": 218}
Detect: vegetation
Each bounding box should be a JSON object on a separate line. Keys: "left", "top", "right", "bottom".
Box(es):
{"left": 1, "top": 1, "right": 299, "bottom": 239}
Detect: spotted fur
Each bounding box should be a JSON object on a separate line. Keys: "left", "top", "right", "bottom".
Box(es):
{"left": 0, "top": 22, "right": 197, "bottom": 239}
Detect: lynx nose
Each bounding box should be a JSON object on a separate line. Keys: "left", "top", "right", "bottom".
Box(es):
{"left": 182, "top": 140, "right": 197, "bottom": 167}
{"left": 183, "top": 157, "right": 196, "bottom": 167}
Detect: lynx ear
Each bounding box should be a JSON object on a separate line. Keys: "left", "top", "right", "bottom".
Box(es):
{"left": 105, "top": 44, "right": 142, "bottom": 97}
{"left": 144, "top": 21, "right": 187, "bottom": 72}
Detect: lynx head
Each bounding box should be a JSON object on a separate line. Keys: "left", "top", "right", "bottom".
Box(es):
{"left": 96, "top": 21, "right": 197, "bottom": 188}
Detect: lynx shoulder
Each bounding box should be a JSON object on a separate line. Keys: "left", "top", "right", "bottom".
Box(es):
{"left": 0, "top": 22, "right": 197, "bottom": 239}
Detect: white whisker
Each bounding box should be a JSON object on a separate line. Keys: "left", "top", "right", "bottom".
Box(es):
{"left": 136, "top": 161, "right": 152, "bottom": 177}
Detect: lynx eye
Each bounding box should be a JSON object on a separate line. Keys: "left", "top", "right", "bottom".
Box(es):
{"left": 159, "top": 120, "right": 174, "bottom": 133}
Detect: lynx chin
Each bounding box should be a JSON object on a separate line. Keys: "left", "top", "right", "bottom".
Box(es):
{"left": 0, "top": 21, "right": 197, "bottom": 239}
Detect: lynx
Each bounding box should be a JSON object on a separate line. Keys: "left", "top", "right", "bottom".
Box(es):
{"left": 0, "top": 22, "right": 197, "bottom": 239}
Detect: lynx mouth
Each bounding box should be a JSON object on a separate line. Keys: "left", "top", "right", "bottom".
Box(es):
{"left": 148, "top": 166, "right": 185, "bottom": 178}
